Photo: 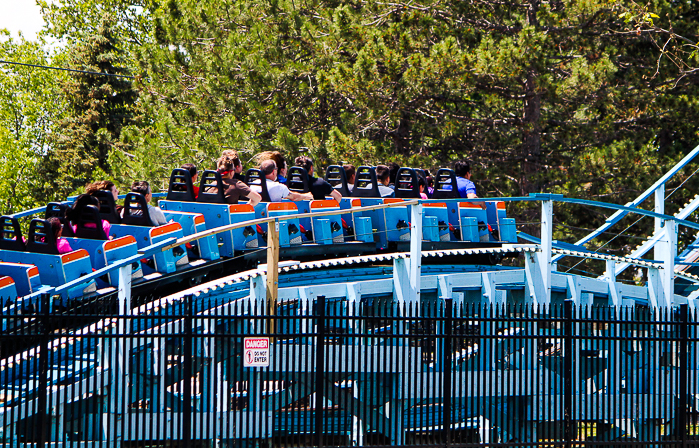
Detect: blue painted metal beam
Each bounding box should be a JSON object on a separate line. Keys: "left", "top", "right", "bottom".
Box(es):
{"left": 553, "top": 143, "right": 699, "bottom": 261}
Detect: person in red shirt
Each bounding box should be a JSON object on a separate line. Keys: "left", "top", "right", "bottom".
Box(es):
{"left": 207, "top": 153, "right": 262, "bottom": 205}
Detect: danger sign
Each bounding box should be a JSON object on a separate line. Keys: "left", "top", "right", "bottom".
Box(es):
{"left": 243, "top": 337, "right": 270, "bottom": 368}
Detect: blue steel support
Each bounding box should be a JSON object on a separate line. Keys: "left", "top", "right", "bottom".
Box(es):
{"left": 250, "top": 274, "right": 266, "bottom": 302}
{"left": 616, "top": 192, "right": 699, "bottom": 276}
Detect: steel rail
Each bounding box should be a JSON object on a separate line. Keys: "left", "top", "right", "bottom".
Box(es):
{"left": 552, "top": 143, "right": 699, "bottom": 261}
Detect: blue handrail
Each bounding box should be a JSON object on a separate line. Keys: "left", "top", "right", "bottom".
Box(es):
{"left": 9, "top": 192, "right": 169, "bottom": 219}
{"left": 53, "top": 237, "right": 178, "bottom": 295}
{"left": 556, "top": 143, "right": 699, "bottom": 258}
{"left": 14, "top": 193, "right": 699, "bottom": 299}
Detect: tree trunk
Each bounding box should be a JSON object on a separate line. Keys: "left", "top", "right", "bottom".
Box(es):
{"left": 392, "top": 112, "right": 411, "bottom": 155}
{"left": 521, "top": 0, "right": 542, "bottom": 195}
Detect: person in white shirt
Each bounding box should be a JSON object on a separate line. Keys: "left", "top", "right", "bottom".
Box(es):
{"left": 129, "top": 181, "right": 168, "bottom": 226}
{"left": 375, "top": 165, "right": 396, "bottom": 198}
{"left": 251, "top": 160, "right": 313, "bottom": 202}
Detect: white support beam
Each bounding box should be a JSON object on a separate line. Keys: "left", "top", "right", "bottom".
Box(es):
{"left": 409, "top": 203, "right": 423, "bottom": 302}
{"left": 655, "top": 184, "right": 665, "bottom": 233}
{"left": 647, "top": 268, "right": 662, "bottom": 309}
{"left": 540, "top": 199, "right": 553, "bottom": 304}
{"left": 655, "top": 220, "right": 677, "bottom": 308}
{"left": 108, "top": 263, "right": 132, "bottom": 446}
{"left": 117, "top": 264, "right": 132, "bottom": 313}
{"left": 250, "top": 274, "right": 266, "bottom": 302}
{"left": 437, "top": 275, "right": 452, "bottom": 302}
{"left": 566, "top": 275, "right": 580, "bottom": 305}
{"left": 605, "top": 260, "right": 621, "bottom": 307}
{"left": 525, "top": 199, "right": 552, "bottom": 305}
{"left": 393, "top": 257, "right": 412, "bottom": 302}
{"left": 481, "top": 272, "right": 497, "bottom": 305}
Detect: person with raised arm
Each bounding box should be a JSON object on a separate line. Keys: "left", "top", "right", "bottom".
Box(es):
{"left": 252, "top": 159, "right": 313, "bottom": 202}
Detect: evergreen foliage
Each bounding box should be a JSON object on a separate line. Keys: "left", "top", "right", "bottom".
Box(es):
{"left": 42, "top": 17, "right": 137, "bottom": 197}
{"left": 0, "top": 33, "right": 67, "bottom": 213}
{"left": 139, "top": 0, "right": 699, "bottom": 197}
{"left": 2, "top": 0, "right": 699, "bottom": 278}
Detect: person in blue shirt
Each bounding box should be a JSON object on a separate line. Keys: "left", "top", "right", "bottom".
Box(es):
{"left": 454, "top": 160, "right": 478, "bottom": 198}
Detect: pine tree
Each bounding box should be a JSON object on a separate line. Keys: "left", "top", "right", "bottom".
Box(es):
{"left": 43, "top": 16, "right": 137, "bottom": 196}
{"left": 139, "top": 0, "right": 699, "bottom": 197}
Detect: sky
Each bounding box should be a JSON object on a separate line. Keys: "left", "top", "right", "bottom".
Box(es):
{"left": 0, "top": 0, "right": 46, "bottom": 41}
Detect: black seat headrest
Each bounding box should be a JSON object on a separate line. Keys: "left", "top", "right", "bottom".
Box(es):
{"left": 351, "top": 166, "right": 381, "bottom": 198}
{"left": 45, "top": 202, "right": 74, "bottom": 237}
{"left": 432, "top": 168, "right": 460, "bottom": 199}
{"left": 196, "top": 170, "right": 227, "bottom": 204}
{"left": 45, "top": 202, "right": 68, "bottom": 220}
{"left": 121, "top": 193, "right": 153, "bottom": 227}
{"left": 324, "top": 165, "right": 350, "bottom": 197}
{"left": 92, "top": 191, "right": 121, "bottom": 224}
{"left": 167, "top": 168, "right": 196, "bottom": 202}
{"left": 245, "top": 169, "right": 271, "bottom": 202}
{"left": 0, "top": 216, "right": 25, "bottom": 251}
{"left": 395, "top": 167, "right": 420, "bottom": 199}
{"left": 75, "top": 205, "right": 109, "bottom": 239}
{"left": 27, "top": 219, "right": 59, "bottom": 255}
{"left": 286, "top": 166, "right": 311, "bottom": 193}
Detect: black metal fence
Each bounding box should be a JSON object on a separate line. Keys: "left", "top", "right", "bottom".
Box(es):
{"left": 1, "top": 295, "right": 697, "bottom": 447}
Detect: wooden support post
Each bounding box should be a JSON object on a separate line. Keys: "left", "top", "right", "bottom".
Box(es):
{"left": 267, "top": 219, "right": 279, "bottom": 337}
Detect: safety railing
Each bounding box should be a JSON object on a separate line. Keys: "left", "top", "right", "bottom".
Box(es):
{"left": 14, "top": 194, "right": 699, "bottom": 310}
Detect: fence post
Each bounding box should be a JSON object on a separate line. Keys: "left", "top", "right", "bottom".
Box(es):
{"left": 183, "top": 294, "right": 193, "bottom": 446}
{"left": 315, "top": 295, "right": 326, "bottom": 448}
{"left": 678, "top": 304, "right": 688, "bottom": 444}
{"left": 443, "top": 297, "right": 453, "bottom": 447}
{"left": 36, "top": 293, "right": 51, "bottom": 448}
{"left": 564, "top": 300, "right": 574, "bottom": 448}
